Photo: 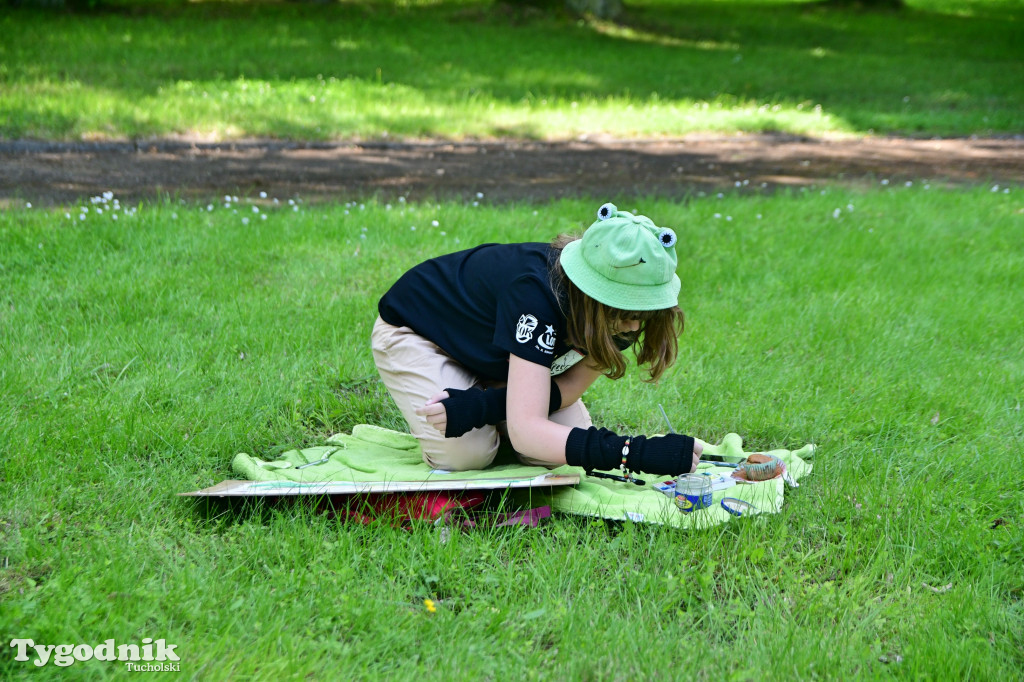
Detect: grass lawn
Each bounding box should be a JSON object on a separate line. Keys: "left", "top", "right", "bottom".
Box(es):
{"left": 1, "top": 0, "right": 1022, "bottom": 140}
{"left": 1, "top": 185, "right": 1022, "bottom": 678}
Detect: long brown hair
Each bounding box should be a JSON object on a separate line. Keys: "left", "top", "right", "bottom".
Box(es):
{"left": 548, "top": 234, "right": 685, "bottom": 382}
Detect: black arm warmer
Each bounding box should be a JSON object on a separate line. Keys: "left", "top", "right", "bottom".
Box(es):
{"left": 565, "top": 426, "right": 696, "bottom": 476}
{"left": 439, "top": 380, "right": 563, "bottom": 438}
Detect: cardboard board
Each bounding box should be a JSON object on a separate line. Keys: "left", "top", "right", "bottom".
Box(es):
{"left": 179, "top": 472, "right": 580, "bottom": 498}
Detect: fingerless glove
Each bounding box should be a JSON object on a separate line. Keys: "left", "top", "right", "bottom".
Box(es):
{"left": 565, "top": 426, "right": 696, "bottom": 476}
{"left": 439, "top": 380, "right": 563, "bottom": 438}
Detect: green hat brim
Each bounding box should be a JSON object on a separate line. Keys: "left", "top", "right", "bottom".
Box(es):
{"left": 560, "top": 240, "right": 682, "bottom": 312}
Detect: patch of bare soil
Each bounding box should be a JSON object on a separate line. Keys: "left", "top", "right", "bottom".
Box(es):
{"left": 2, "top": 134, "right": 1021, "bottom": 206}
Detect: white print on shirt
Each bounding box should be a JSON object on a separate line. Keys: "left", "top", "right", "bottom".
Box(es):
{"left": 516, "top": 314, "right": 539, "bottom": 344}
{"left": 537, "top": 325, "right": 556, "bottom": 352}
{"left": 549, "top": 349, "right": 584, "bottom": 376}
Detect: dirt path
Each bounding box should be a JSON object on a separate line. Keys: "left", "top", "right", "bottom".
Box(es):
{"left": 2, "top": 134, "right": 1022, "bottom": 206}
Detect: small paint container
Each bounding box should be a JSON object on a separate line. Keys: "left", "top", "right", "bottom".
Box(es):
{"left": 720, "top": 497, "right": 759, "bottom": 517}
{"left": 675, "top": 474, "right": 712, "bottom": 513}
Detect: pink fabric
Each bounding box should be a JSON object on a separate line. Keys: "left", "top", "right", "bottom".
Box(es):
{"left": 318, "top": 491, "right": 488, "bottom": 526}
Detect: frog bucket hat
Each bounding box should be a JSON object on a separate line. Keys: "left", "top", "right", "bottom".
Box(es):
{"left": 559, "top": 203, "right": 682, "bottom": 311}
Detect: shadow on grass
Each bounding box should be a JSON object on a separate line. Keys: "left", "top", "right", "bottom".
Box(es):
{"left": 2, "top": 0, "right": 1021, "bottom": 137}
{"left": 184, "top": 484, "right": 560, "bottom": 538}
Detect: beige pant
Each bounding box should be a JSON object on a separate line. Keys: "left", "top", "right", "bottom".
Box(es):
{"left": 371, "top": 316, "right": 592, "bottom": 471}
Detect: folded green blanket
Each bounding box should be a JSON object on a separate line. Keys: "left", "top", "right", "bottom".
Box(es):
{"left": 231, "top": 424, "right": 580, "bottom": 484}
{"left": 232, "top": 426, "right": 813, "bottom": 528}
{"left": 519, "top": 433, "right": 815, "bottom": 529}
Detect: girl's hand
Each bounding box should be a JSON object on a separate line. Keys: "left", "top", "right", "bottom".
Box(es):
{"left": 415, "top": 391, "right": 450, "bottom": 435}
{"left": 691, "top": 437, "right": 705, "bottom": 472}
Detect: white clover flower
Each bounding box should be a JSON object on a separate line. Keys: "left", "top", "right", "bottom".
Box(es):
{"left": 252, "top": 206, "right": 259, "bottom": 213}
{"left": 726, "top": 216, "right": 733, "bottom": 221}
{"left": 881, "top": 179, "right": 889, "bottom": 185}
{"left": 261, "top": 214, "right": 267, "bottom": 220}
{"left": 259, "top": 191, "right": 267, "bottom": 198}
{"left": 833, "top": 209, "right": 841, "bottom": 218}
{"left": 431, "top": 220, "right": 439, "bottom": 227}
{"left": 112, "top": 214, "right": 118, "bottom": 221}
{"left": 242, "top": 217, "right": 249, "bottom": 225}
{"left": 26, "top": 202, "right": 32, "bottom": 208}
{"left": 207, "top": 204, "right": 214, "bottom": 211}
{"left": 713, "top": 213, "right": 722, "bottom": 219}
{"left": 476, "top": 192, "right": 484, "bottom": 199}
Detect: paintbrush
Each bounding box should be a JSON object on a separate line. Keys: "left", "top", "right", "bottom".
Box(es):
{"left": 586, "top": 470, "right": 647, "bottom": 486}
{"left": 657, "top": 404, "right": 741, "bottom": 465}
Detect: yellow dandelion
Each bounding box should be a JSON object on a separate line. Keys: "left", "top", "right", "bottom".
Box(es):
{"left": 424, "top": 599, "right": 436, "bottom": 613}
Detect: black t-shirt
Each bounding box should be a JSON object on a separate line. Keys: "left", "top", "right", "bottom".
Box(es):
{"left": 378, "top": 242, "right": 584, "bottom": 381}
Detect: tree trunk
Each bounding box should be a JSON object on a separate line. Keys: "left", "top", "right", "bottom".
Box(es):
{"left": 565, "top": 0, "right": 624, "bottom": 20}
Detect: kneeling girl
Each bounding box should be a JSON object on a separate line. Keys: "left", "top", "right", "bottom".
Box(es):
{"left": 371, "top": 203, "right": 702, "bottom": 478}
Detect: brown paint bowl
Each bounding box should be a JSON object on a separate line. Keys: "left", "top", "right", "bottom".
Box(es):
{"left": 731, "top": 454, "right": 784, "bottom": 482}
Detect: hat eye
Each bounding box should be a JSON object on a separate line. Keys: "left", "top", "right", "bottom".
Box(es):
{"left": 597, "top": 203, "right": 617, "bottom": 221}
{"left": 658, "top": 228, "right": 677, "bottom": 248}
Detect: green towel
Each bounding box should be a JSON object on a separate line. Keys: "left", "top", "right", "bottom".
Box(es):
{"left": 232, "top": 425, "right": 814, "bottom": 528}
{"left": 521, "top": 433, "right": 815, "bottom": 529}
{"left": 232, "top": 424, "right": 579, "bottom": 484}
